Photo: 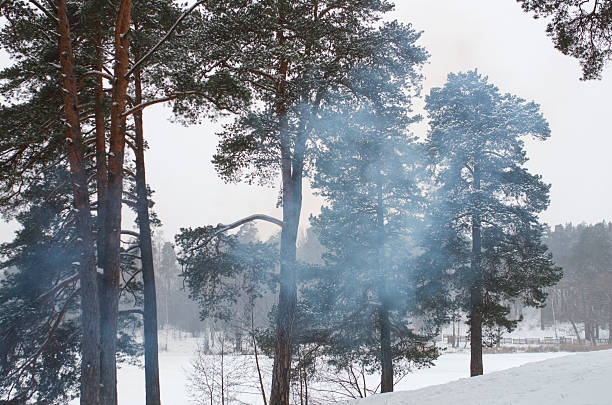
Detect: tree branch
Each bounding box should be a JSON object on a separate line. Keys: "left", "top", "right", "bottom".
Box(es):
{"left": 37, "top": 272, "right": 80, "bottom": 303}
{"left": 121, "top": 230, "right": 140, "bottom": 238}
{"left": 118, "top": 308, "right": 144, "bottom": 317}
{"left": 121, "top": 91, "right": 202, "bottom": 117}
{"left": 126, "top": 0, "right": 206, "bottom": 78}
{"left": 187, "top": 214, "right": 283, "bottom": 254}
{"left": 28, "top": 0, "right": 57, "bottom": 21}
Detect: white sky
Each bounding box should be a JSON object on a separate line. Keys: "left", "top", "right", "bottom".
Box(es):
{"left": 1, "top": 0, "right": 611, "bottom": 243}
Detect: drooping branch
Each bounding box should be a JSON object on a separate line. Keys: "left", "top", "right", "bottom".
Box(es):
{"left": 126, "top": 0, "right": 206, "bottom": 78}
{"left": 78, "top": 70, "right": 114, "bottom": 89}
{"left": 187, "top": 214, "right": 283, "bottom": 254}
{"left": 211, "top": 214, "right": 283, "bottom": 237}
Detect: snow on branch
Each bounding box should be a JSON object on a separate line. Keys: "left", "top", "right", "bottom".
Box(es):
{"left": 126, "top": 0, "right": 206, "bottom": 78}
{"left": 78, "top": 70, "right": 114, "bottom": 89}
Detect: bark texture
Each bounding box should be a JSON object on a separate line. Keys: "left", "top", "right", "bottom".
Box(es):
{"left": 379, "top": 304, "right": 393, "bottom": 393}
{"left": 100, "top": 2, "right": 132, "bottom": 403}
{"left": 55, "top": 1, "right": 100, "bottom": 403}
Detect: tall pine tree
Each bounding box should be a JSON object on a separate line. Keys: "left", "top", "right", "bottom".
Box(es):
{"left": 424, "top": 70, "right": 561, "bottom": 376}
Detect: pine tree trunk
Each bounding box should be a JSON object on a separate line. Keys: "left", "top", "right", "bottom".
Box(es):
{"left": 55, "top": 1, "right": 100, "bottom": 403}
{"left": 469, "top": 286, "right": 484, "bottom": 377}
{"left": 100, "top": 2, "right": 132, "bottom": 403}
{"left": 134, "top": 70, "right": 162, "bottom": 405}
{"left": 379, "top": 304, "right": 393, "bottom": 393}
{"left": 470, "top": 166, "right": 484, "bottom": 377}
{"left": 94, "top": 31, "right": 108, "bottom": 271}
{"left": 270, "top": 103, "right": 303, "bottom": 405}
{"left": 375, "top": 185, "right": 393, "bottom": 393}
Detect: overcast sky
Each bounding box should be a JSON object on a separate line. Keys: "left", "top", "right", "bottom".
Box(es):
{"left": 1, "top": 0, "right": 611, "bottom": 243}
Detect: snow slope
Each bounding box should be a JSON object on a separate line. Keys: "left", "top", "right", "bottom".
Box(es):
{"left": 347, "top": 350, "right": 611, "bottom": 405}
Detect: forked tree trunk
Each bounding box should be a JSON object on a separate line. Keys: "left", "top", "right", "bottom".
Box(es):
{"left": 100, "top": 2, "right": 132, "bottom": 403}
{"left": 134, "top": 69, "right": 162, "bottom": 405}
{"left": 55, "top": 1, "right": 100, "bottom": 403}
{"left": 470, "top": 166, "right": 484, "bottom": 377}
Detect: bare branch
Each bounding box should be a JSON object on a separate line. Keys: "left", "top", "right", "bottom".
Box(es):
{"left": 187, "top": 214, "right": 283, "bottom": 254}
{"left": 122, "top": 91, "right": 202, "bottom": 117}
{"left": 126, "top": 0, "right": 206, "bottom": 78}
{"left": 37, "top": 272, "right": 80, "bottom": 303}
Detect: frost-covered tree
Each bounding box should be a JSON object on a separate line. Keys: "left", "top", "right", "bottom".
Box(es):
{"left": 424, "top": 70, "right": 562, "bottom": 376}
{"left": 517, "top": 0, "right": 612, "bottom": 80}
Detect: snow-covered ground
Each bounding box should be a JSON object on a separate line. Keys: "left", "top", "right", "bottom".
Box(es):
{"left": 69, "top": 314, "right": 608, "bottom": 404}
{"left": 347, "top": 350, "right": 611, "bottom": 405}
{"left": 74, "top": 333, "right": 571, "bottom": 404}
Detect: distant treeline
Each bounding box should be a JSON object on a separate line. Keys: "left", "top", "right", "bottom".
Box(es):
{"left": 542, "top": 222, "right": 612, "bottom": 343}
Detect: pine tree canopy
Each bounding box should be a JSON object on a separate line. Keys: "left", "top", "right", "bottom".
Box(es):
{"left": 424, "top": 70, "right": 562, "bottom": 336}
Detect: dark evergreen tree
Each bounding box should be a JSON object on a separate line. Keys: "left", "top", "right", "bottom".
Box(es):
{"left": 424, "top": 70, "right": 562, "bottom": 376}
{"left": 518, "top": 0, "right": 612, "bottom": 80}
{"left": 0, "top": 167, "right": 142, "bottom": 403}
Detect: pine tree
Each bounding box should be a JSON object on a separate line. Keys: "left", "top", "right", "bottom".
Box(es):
{"left": 305, "top": 88, "right": 438, "bottom": 393}
{"left": 424, "top": 70, "right": 562, "bottom": 376}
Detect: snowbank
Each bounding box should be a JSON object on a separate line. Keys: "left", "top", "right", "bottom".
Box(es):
{"left": 347, "top": 350, "right": 611, "bottom": 405}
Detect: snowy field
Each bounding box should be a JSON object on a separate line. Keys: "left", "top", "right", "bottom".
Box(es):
{"left": 70, "top": 333, "right": 574, "bottom": 404}
{"left": 348, "top": 350, "right": 611, "bottom": 405}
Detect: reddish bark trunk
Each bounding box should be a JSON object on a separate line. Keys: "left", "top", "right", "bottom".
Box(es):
{"left": 94, "top": 32, "right": 108, "bottom": 269}
{"left": 100, "top": 2, "right": 132, "bottom": 403}
{"left": 55, "top": 1, "right": 100, "bottom": 403}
